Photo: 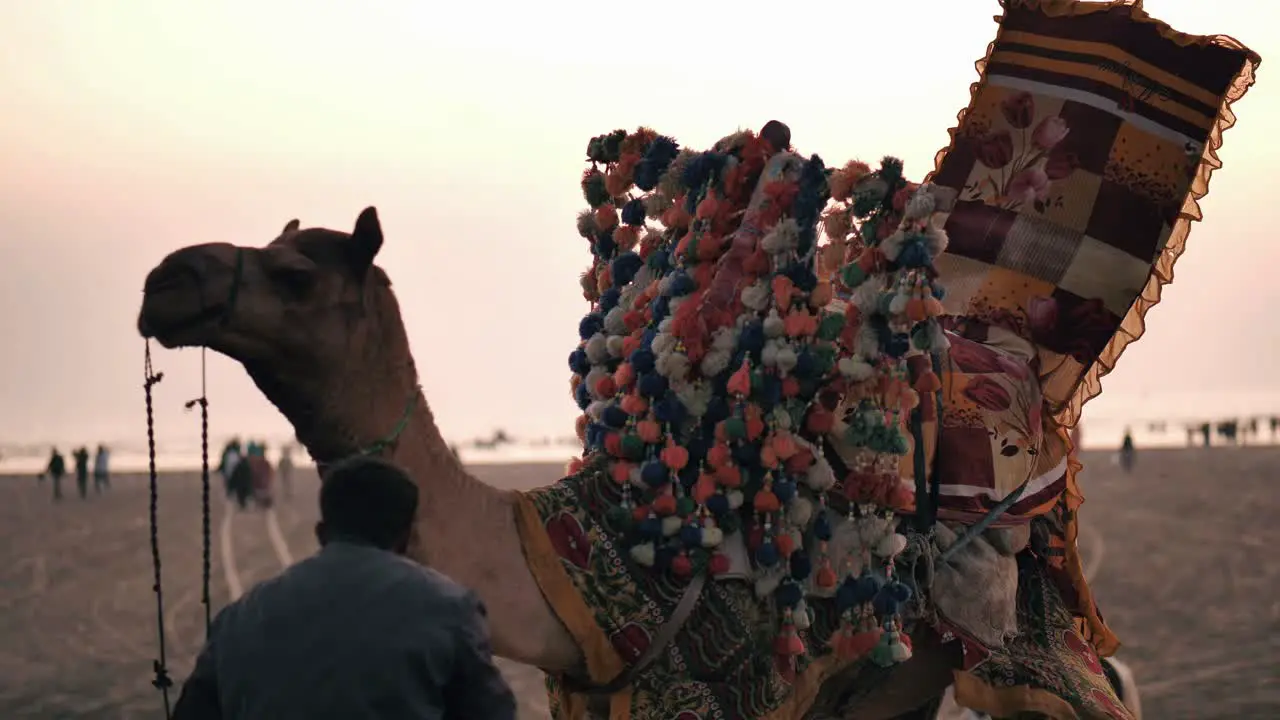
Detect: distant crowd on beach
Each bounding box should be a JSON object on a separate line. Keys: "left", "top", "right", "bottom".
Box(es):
{"left": 39, "top": 444, "right": 111, "bottom": 501}
{"left": 217, "top": 437, "right": 296, "bottom": 510}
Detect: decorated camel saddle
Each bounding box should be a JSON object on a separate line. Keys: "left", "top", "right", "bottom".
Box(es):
{"left": 514, "top": 2, "right": 1259, "bottom": 718}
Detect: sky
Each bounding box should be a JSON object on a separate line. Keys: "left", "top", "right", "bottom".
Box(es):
{"left": 0, "top": 0, "right": 1276, "bottom": 458}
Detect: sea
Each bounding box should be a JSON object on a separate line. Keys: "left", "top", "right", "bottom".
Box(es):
{"left": 4, "top": 387, "right": 1278, "bottom": 476}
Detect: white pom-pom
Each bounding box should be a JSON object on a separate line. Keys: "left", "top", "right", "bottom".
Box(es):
{"left": 604, "top": 307, "right": 628, "bottom": 335}
{"left": 586, "top": 400, "right": 609, "bottom": 421}
{"left": 630, "top": 543, "right": 656, "bottom": 567}
{"left": 903, "top": 187, "right": 937, "bottom": 221}
{"left": 701, "top": 526, "right": 725, "bottom": 548}
{"left": 629, "top": 466, "right": 646, "bottom": 489}
{"left": 711, "top": 326, "right": 738, "bottom": 351}
{"left": 658, "top": 317, "right": 674, "bottom": 333}
{"left": 676, "top": 382, "right": 711, "bottom": 418}
{"left": 761, "top": 341, "right": 780, "bottom": 368}
{"left": 606, "top": 335, "right": 625, "bottom": 358}
{"left": 652, "top": 332, "right": 676, "bottom": 357}
{"left": 585, "top": 333, "right": 610, "bottom": 364}
{"left": 838, "top": 356, "right": 875, "bottom": 381}
{"left": 925, "top": 224, "right": 948, "bottom": 256}
{"left": 662, "top": 515, "right": 683, "bottom": 537}
{"left": 889, "top": 294, "right": 908, "bottom": 316}
{"left": 771, "top": 405, "right": 792, "bottom": 431}
{"left": 763, "top": 308, "right": 785, "bottom": 338}
{"left": 804, "top": 455, "right": 837, "bottom": 491}
{"left": 858, "top": 325, "right": 882, "bottom": 359}
{"left": 875, "top": 532, "right": 908, "bottom": 559}
{"left": 793, "top": 600, "right": 813, "bottom": 630}
{"left": 700, "top": 349, "right": 732, "bottom": 378}
{"left": 727, "top": 489, "right": 745, "bottom": 510}
{"left": 585, "top": 368, "right": 609, "bottom": 399}
{"left": 741, "top": 281, "right": 771, "bottom": 311}
{"left": 668, "top": 295, "right": 686, "bottom": 313}
{"left": 775, "top": 345, "right": 798, "bottom": 374}
{"left": 761, "top": 219, "right": 800, "bottom": 254}
{"left": 656, "top": 351, "right": 691, "bottom": 381}
{"left": 787, "top": 496, "right": 814, "bottom": 526}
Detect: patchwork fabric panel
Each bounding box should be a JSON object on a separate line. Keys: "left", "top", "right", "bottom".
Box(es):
{"left": 927, "top": 0, "right": 1259, "bottom": 426}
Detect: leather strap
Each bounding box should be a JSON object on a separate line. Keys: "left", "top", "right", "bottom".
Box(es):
{"left": 559, "top": 571, "right": 709, "bottom": 696}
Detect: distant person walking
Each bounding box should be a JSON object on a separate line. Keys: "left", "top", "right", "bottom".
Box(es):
{"left": 73, "top": 446, "right": 90, "bottom": 499}
{"left": 172, "top": 456, "right": 517, "bottom": 720}
{"left": 42, "top": 447, "right": 67, "bottom": 501}
{"left": 277, "top": 445, "right": 294, "bottom": 500}
{"left": 1119, "top": 428, "right": 1136, "bottom": 474}
{"left": 93, "top": 444, "right": 111, "bottom": 492}
{"left": 219, "top": 439, "right": 244, "bottom": 498}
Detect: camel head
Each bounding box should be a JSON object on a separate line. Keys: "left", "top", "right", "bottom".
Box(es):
{"left": 137, "top": 207, "right": 417, "bottom": 459}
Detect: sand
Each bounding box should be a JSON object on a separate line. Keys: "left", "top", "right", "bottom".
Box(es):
{"left": 0, "top": 448, "right": 1275, "bottom": 718}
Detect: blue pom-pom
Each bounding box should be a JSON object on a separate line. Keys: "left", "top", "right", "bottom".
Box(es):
{"left": 610, "top": 251, "right": 643, "bottom": 288}
{"left": 638, "top": 516, "right": 663, "bottom": 539}
{"left": 578, "top": 313, "right": 604, "bottom": 341}
{"left": 648, "top": 248, "right": 670, "bottom": 272}
{"left": 679, "top": 524, "right": 703, "bottom": 548}
{"left": 789, "top": 549, "right": 812, "bottom": 581}
{"left": 706, "top": 493, "right": 730, "bottom": 516}
{"left": 759, "top": 373, "right": 782, "bottom": 409}
{"left": 629, "top": 348, "right": 656, "bottom": 373}
{"left": 775, "top": 580, "right": 804, "bottom": 608}
{"left": 637, "top": 372, "right": 668, "bottom": 399}
{"left": 835, "top": 576, "right": 860, "bottom": 611}
{"left": 705, "top": 396, "right": 731, "bottom": 423}
{"left": 651, "top": 295, "right": 671, "bottom": 323}
{"left": 814, "top": 513, "right": 833, "bottom": 541}
{"left": 654, "top": 395, "right": 688, "bottom": 426}
{"left": 641, "top": 328, "right": 658, "bottom": 350}
{"left": 932, "top": 283, "right": 946, "bottom": 300}
{"left": 641, "top": 459, "right": 668, "bottom": 487}
{"left": 601, "top": 404, "right": 629, "bottom": 429}
{"left": 854, "top": 570, "right": 884, "bottom": 603}
{"left": 896, "top": 238, "right": 931, "bottom": 269}
{"left": 732, "top": 441, "right": 759, "bottom": 467}
{"left": 621, "top": 198, "right": 647, "bottom": 226}
{"left": 886, "top": 333, "right": 911, "bottom": 358}
{"left": 568, "top": 347, "right": 590, "bottom": 374}
{"left": 755, "top": 541, "right": 780, "bottom": 567}
{"left": 793, "top": 348, "right": 815, "bottom": 379}
{"left": 575, "top": 381, "right": 591, "bottom": 410}
{"left": 599, "top": 287, "right": 621, "bottom": 314}
{"left": 773, "top": 479, "right": 797, "bottom": 503}
{"left": 670, "top": 273, "right": 697, "bottom": 297}
{"left": 594, "top": 230, "right": 617, "bottom": 259}
{"left": 738, "top": 321, "right": 765, "bottom": 354}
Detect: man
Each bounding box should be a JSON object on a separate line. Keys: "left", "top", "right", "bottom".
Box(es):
{"left": 73, "top": 446, "right": 90, "bottom": 499}
{"left": 93, "top": 444, "right": 110, "bottom": 492}
{"left": 277, "top": 445, "right": 294, "bottom": 500}
{"left": 173, "top": 455, "right": 516, "bottom": 720}
{"left": 42, "top": 447, "right": 66, "bottom": 501}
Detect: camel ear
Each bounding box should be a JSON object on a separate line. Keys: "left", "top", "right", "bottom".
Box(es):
{"left": 348, "top": 206, "right": 384, "bottom": 271}
{"left": 282, "top": 219, "right": 300, "bottom": 234}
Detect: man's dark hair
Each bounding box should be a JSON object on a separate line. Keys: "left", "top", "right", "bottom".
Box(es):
{"left": 318, "top": 456, "right": 419, "bottom": 550}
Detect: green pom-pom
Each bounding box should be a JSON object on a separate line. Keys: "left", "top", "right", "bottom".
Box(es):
{"left": 621, "top": 433, "right": 646, "bottom": 460}
{"left": 676, "top": 496, "right": 697, "bottom": 517}
{"left": 582, "top": 171, "right": 610, "bottom": 208}
{"left": 840, "top": 264, "right": 867, "bottom": 289}
{"left": 605, "top": 505, "right": 633, "bottom": 531}
{"left": 810, "top": 343, "right": 837, "bottom": 375}
{"left": 816, "top": 313, "right": 846, "bottom": 342}
{"left": 724, "top": 417, "right": 747, "bottom": 440}
{"left": 750, "top": 370, "right": 765, "bottom": 395}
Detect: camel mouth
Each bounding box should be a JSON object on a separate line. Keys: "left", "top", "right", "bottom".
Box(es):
{"left": 138, "top": 261, "right": 228, "bottom": 347}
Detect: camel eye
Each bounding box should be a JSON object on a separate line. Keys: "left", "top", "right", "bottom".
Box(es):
{"left": 269, "top": 266, "right": 315, "bottom": 301}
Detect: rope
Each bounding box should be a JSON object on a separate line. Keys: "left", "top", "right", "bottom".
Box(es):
{"left": 143, "top": 341, "right": 174, "bottom": 719}
{"left": 184, "top": 348, "right": 214, "bottom": 636}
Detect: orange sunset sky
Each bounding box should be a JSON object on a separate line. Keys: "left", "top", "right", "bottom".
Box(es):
{"left": 0, "top": 0, "right": 1274, "bottom": 455}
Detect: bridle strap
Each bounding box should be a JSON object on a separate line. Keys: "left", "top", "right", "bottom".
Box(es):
{"left": 314, "top": 385, "right": 423, "bottom": 476}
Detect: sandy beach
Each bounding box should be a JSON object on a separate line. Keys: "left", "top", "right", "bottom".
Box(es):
{"left": 1, "top": 448, "right": 1276, "bottom": 718}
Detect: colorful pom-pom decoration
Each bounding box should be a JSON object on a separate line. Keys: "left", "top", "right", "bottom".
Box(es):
{"left": 567, "top": 124, "right": 949, "bottom": 671}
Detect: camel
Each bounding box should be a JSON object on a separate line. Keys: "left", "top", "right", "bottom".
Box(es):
{"left": 137, "top": 205, "right": 960, "bottom": 719}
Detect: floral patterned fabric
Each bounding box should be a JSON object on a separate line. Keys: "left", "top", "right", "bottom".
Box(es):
{"left": 926, "top": 0, "right": 1259, "bottom": 429}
